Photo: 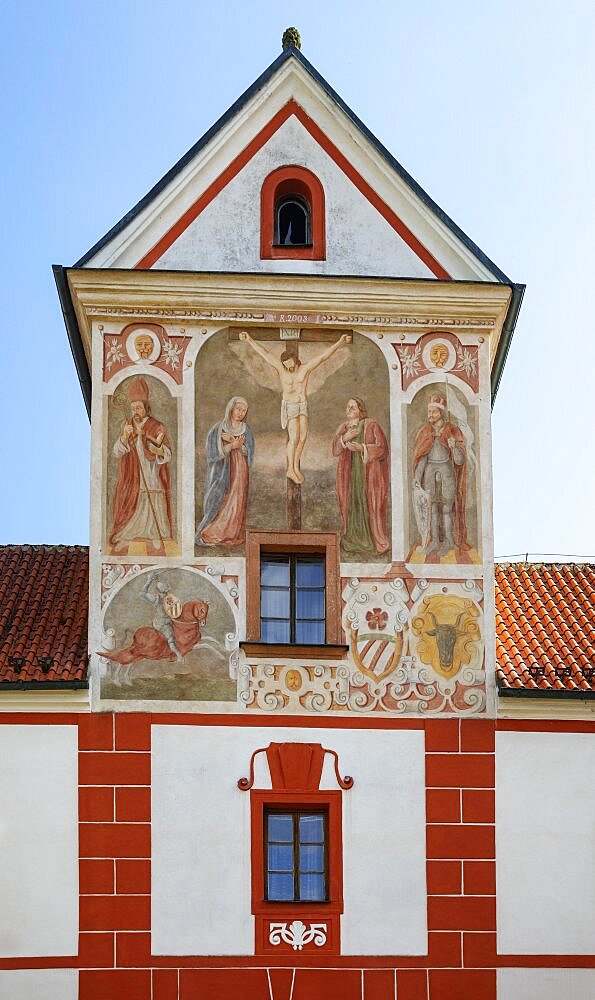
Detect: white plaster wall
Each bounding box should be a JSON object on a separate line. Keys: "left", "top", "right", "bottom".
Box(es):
{"left": 0, "top": 726, "right": 78, "bottom": 958}
{"left": 331, "top": 728, "right": 427, "bottom": 955}
{"left": 496, "top": 731, "right": 595, "bottom": 954}
{"left": 497, "top": 969, "right": 595, "bottom": 999}
{"left": 0, "top": 969, "right": 78, "bottom": 1000}
{"left": 151, "top": 725, "right": 427, "bottom": 956}
{"left": 156, "top": 117, "right": 434, "bottom": 279}
{"left": 151, "top": 725, "right": 255, "bottom": 955}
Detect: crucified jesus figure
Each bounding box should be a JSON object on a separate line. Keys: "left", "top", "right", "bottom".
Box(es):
{"left": 239, "top": 331, "right": 350, "bottom": 483}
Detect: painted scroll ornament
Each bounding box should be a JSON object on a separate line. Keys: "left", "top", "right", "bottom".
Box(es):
{"left": 269, "top": 920, "right": 327, "bottom": 951}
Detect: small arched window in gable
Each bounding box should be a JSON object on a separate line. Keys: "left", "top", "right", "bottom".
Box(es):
{"left": 275, "top": 195, "right": 311, "bottom": 247}
{"left": 261, "top": 166, "right": 325, "bottom": 260}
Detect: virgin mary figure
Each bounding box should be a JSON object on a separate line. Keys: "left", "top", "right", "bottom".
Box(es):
{"left": 196, "top": 396, "right": 254, "bottom": 547}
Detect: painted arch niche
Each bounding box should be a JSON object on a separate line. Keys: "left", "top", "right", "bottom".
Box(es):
{"left": 194, "top": 329, "right": 391, "bottom": 560}
{"left": 105, "top": 373, "right": 179, "bottom": 556}
{"left": 406, "top": 382, "right": 481, "bottom": 564}
{"left": 98, "top": 566, "right": 238, "bottom": 703}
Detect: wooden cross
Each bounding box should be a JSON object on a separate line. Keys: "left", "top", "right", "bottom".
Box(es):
{"left": 229, "top": 327, "right": 351, "bottom": 530}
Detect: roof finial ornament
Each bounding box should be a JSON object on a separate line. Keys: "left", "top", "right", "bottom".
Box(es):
{"left": 282, "top": 26, "right": 301, "bottom": 51}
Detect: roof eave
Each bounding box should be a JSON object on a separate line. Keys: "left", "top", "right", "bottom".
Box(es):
{"left": 491, "top": 282, "right": 525, "bottom": 406}
{"left": 0, "top": 679, "right": 89, "bottom": 691}
{"left": 53, "top": 264, "right": 91, "bottom": 417}
{"left": 498, "top": 685, "right": 595, "bottom": 701}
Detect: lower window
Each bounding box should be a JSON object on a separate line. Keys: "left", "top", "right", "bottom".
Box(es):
{"left": 265, "top": 808, "right": 327, "bottom": 902}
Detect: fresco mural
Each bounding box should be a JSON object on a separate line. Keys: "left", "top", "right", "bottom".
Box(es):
{"left": 91, "top": 313, "right": 492, "bottom": 717}
{"left": 332, "top": 397, "right": 389, "bottom": 557}
{"left": 194, "top": 329, "right": 391, "bottom": 559}
{"left": 98, "top": 567, "right": 238, "bottom": 702}
{"left": 406, "top": 383, "right": 480, "bottom": 564}
{"left": 238, "top": 576, "right": 485, "bottom": 714}
{"left": 102, "top": 322, "right": 192, "bottom": 384}
{"left": 106, "top": 375, "right": 179, "bottom": 556}
{"left": 195, "top": 396, "right": 254, "bottom": 547}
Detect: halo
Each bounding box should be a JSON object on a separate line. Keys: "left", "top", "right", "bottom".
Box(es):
{"left": 126, "top": 327, "right": 161, "bottom": 364}
{"left": 422, "top": 338, "right": 455, "bottom": 372}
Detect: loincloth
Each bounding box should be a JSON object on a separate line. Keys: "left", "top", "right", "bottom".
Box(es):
{"left": 281, "top": 399, "right": 308, "bottom": 430}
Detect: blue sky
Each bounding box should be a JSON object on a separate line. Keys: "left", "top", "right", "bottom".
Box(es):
{"left": 0, "top": 0, "right": 593, "bottom": 556}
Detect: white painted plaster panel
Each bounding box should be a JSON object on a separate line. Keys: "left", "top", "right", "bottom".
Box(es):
{"left": 0, "top": 969, "right": 78, "bottom": 1000}
{"left": 0, "top": 726, "right": 78, "bottom": 958}
{"left": 151, "top": 725, "right": 255, "bottom": 955}
{"left": 151, "top": 725, "right": 427, "bottom": 956}
{"left": 334, "top": 728, "right": 427, "bottom": 955}
{"left": 496, "top": 731, "right": 595, "bottom": 954}
{"left": 156, "top": 117, "right": 434, "bottom": 279}
{"left": 497, "top": 968, "right": 595, "bottom": 999}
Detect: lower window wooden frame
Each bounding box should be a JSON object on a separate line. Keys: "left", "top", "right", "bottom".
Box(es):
{"left": 244, "top": 530, "right": 343, "bottom": 652}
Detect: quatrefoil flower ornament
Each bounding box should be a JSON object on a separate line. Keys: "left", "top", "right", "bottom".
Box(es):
{"left": 365, "top": 608, "right": 388, "bottom": 631}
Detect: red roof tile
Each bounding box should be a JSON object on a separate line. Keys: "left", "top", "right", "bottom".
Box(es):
{"left": 496, "top": 563, "right": 595, "bottom": 694}
{"left": 0, "top": 545, "right": 88, "bottom": 685}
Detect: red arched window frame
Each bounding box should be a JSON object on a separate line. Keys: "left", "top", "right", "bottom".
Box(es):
{"left": 260, "top": 166, "right": 326, "bottom": 260}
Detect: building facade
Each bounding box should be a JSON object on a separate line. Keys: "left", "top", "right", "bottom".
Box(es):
{"left": 0, "top": 35, "right": 594, "bottom": 1000}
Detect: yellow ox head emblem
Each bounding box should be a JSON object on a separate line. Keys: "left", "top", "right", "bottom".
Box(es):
{"left": 412, "top": 595, "right": 481, "bottom": 679}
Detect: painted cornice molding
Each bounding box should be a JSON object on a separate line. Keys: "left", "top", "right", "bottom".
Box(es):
{"left": 67, "top": 268, "right": 512, "bottom": 371}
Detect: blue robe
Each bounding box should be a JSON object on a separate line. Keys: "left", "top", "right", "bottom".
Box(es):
{"left": 196, "top": 421, "right": 254, "bottom": 542}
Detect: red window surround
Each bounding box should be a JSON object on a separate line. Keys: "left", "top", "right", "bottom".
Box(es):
{"left": 260, "top": 165, "right": 326, "bottom": 260}
{"left": 238, "top": 741, "right": 352, "bottom": 955}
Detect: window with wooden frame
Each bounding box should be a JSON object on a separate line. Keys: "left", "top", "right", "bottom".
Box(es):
{"left": 265, "top": 808, "right": 328, "bottom": 902}
{"left": 260, "top": 165, "right": 326, "bottom": 260}
{"left": 242, "top": 531, "right": 346, "bottom": 659}
{"left": 250, "top": 788, "right": 344, "bottom": 953}
{"left": 239, "top": 742, "right": 352, "bottom": 955}
{"left": 260, "top": 553, "right": 325, "bottom": 645}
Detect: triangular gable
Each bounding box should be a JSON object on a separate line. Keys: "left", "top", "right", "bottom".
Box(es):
{"left": 76, "top": 46, "right": 510, "bottom": 284}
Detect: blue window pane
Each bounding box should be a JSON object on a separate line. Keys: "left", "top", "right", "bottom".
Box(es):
{"left": 299, "top": 814, "right": 324, "bottom": 843}
{"left": 296, "top": 620, "right": 325, "bottom": 644}
{"left": 261, "top": 560, "right": 290, "bottom": 586}
{"left": 268, "top": 844, "right": 294, "bottom": 871}
{"left": 261, "top": 588, "right": 290, "bottom": 618}
{"left": 299, "top": 872, "right": 325, "bottom": 901}
{"left": 261, "top": 619, "right": 290, "bottom": 643}
{"left": 296, "top": 561, "right": 324, "bottom": 587}
{"left": 268, "top": 873, "right": 295, "bottom": 901}
{"left": 268, "top": 814, "right": 293, "bottom": 842}
{"left": 296, "top": 588, "right": 325, "bottom": 620}
{"left": 300, "top": 844, "right": 324, "bottom": 872}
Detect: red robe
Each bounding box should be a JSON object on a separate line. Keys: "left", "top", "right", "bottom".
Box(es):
{"left": 109, "top": 417, "right": 172, "bottom": 546}
{"left": 101, "top": 600, "right": 209, "bottom": 665}
{"left": 332, "top": 418, "right": 389, "bottom": 555}
{"left": 412, "top": 421, "right": 469, "bottom": 550}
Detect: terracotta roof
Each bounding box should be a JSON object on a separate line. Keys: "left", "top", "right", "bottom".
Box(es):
{"left": 0, "top": 545, "right": 88, "bottom": 686}
{"left": 496, "top": 562, "right": 595, "bottom": 695}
